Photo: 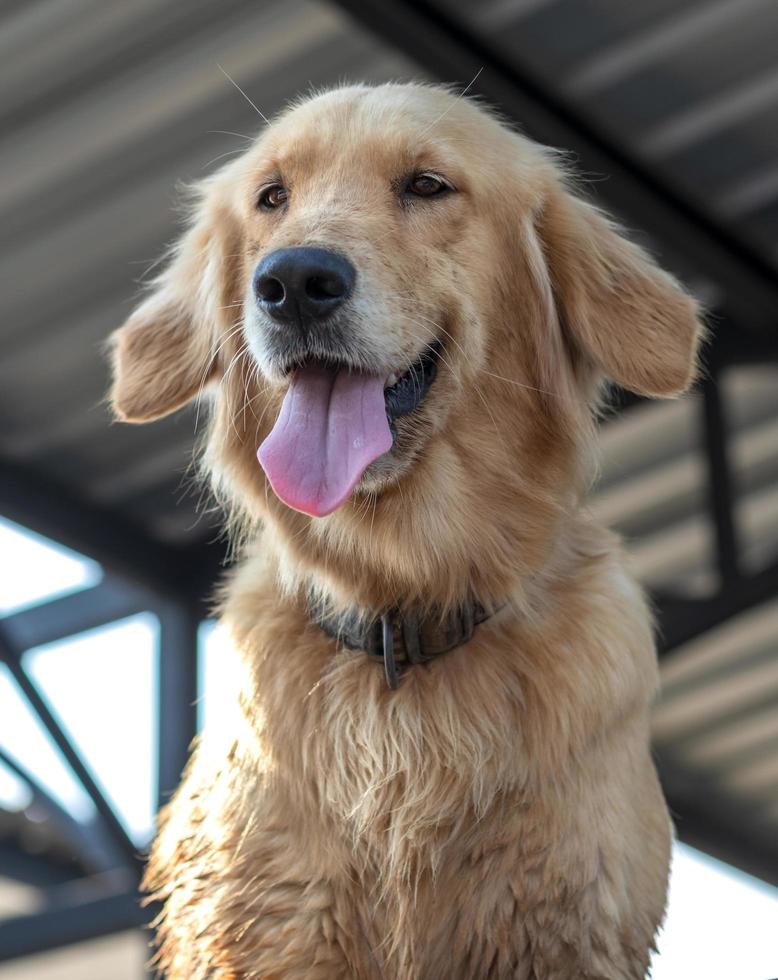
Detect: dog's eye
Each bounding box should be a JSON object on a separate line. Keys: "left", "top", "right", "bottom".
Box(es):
{"left": 258, "top": 184, "right": 288, "bottom": 210}
{"left": 406, "top": 173, "right": 450, "bottom": 198}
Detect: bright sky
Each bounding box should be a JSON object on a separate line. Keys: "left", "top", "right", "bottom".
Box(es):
{"left": 0, "top": 515, "right": 777, "bottom": 978}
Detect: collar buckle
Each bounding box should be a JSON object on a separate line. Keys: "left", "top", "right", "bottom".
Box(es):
{"left": 381, "top": 612, "right": 400, "bottom": 689}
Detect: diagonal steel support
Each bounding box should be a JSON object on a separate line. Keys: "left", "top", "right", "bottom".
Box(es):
{"left": 0, "top": 745, "right": 119, "bottom": 875}
{"left": 0, "top": 624, "right": 140, "bottom": 871}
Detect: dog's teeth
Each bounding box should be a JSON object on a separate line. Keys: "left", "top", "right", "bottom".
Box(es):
{"left": 385, "top": 372, "right": 399, "bottom": 389}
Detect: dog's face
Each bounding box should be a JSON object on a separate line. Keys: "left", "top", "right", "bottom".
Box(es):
{"left": 237, "top": 88, "right": 503, "bottom": 513}
{"left": 111, "top": 84, "right": 702, "bottom": 602}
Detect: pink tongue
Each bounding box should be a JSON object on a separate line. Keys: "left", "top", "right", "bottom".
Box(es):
{"left": 257, "top": 365, "right": 393, "bottom": 517}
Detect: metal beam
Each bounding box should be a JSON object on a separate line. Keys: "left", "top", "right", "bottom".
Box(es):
{"left": 1, "top": 578, "right": 150, "bottom": 652}
{"left": 331, "top": 0, "right": 778, "bottom": 329}
{"left": 156, "top": 602, "right": 200, "bottom": 812}
{"left": 0, "top": 842, "right": 81, "bottom": 889}
{"left": 0, "top": 888, "right": 153, "bottom": 962}
{"left": 0, "top": 456, "right": 225, "bottom": 603}
{"left": 653, "top": 317, "right": 778, "bottom": 652}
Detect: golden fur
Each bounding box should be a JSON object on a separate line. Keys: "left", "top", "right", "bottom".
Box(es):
{"left": 110, "top": 83, "right": 703, "bottom": 979}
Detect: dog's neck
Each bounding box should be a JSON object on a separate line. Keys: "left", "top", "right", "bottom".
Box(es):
{"left": 309, "top": 590, "right": 504, "bottom": 688}
{"left": 254, "top": 482, "right": 582, "bottom": 649}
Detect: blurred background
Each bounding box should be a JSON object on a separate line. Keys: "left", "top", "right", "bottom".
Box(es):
{"left": 1, "top": 0, "right": 777, "bottom": 977}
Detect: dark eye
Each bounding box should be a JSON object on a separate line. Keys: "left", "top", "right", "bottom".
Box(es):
{"left": 406, "top": 173, "right": 450, "bottom": 198}
{"left": 258, "top": 184, "right": 288, "bottom": 210}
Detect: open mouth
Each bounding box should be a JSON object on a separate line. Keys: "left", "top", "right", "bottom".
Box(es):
{"left": 257, "top": 341, "right": 441, "bottom": 518}
{"left": 383, "top": 340, "right": 440, "bottom": 437}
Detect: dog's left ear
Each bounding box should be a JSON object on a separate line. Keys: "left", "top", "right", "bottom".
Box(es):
{"left": 538, "top": 182, "right": 704, "bottom": 397}
{"left": 110, "top": 183, "right": 239, "bottom": 423}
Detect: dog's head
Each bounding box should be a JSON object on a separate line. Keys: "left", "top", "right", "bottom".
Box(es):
{"left": 111, "top": 83, "right": 702, "bottom": 606}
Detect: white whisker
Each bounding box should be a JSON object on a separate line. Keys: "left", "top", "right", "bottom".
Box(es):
{"left": 217, "top": 64, "right": 270, "bottom": 126}
{"left": 203, "top": 147, "right": 251, "bottom": 170}
{"left": 417, "top": 68, "right": 484, "bottom": 139}
{"left": 207, "top": 129, "right": 255, "bottom": 141}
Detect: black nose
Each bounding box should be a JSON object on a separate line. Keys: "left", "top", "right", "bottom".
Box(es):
{"left": 253, "top": 247, "right": 356, "bottom": 323}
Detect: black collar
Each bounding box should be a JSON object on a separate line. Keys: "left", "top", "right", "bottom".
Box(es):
{"left": 310, "top": 597, "right": 501, "bottom": 689}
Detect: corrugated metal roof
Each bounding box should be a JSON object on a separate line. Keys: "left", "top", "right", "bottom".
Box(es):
{"left": 455, "top": 0, "right": 778, "bottom": 259}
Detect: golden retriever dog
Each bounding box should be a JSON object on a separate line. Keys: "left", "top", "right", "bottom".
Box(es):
{"left": 110, "top": 83, "right": 702, "bottom": 979}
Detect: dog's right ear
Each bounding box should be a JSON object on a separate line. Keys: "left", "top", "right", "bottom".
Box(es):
{"left": 110, "top": 183, "right": 239, "bottom": 423}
